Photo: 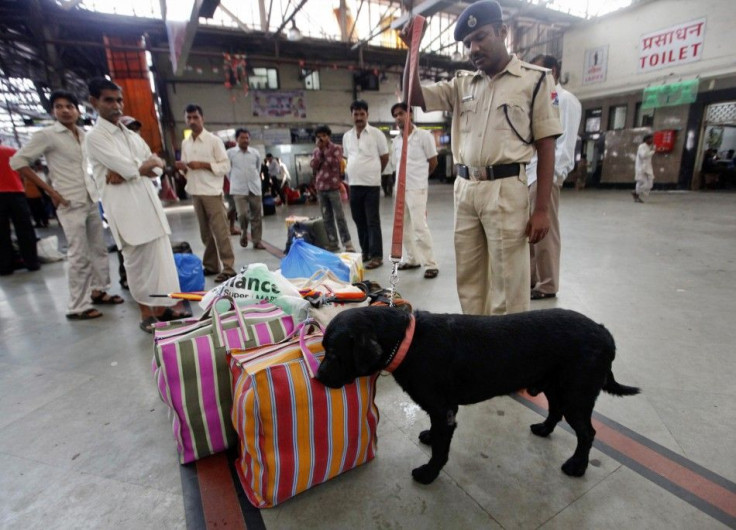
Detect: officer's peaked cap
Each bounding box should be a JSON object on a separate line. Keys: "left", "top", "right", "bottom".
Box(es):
{"left": 454, "top": 1, "right": 504, "bottom": 42}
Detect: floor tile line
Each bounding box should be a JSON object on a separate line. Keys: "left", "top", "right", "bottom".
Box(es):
{"left": 512, "top": 392, "right": 736, "bottom": 528}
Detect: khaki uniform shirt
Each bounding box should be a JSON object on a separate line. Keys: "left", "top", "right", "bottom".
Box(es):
{"left": 421, "top": 55, "right": 562, "bottom": 167}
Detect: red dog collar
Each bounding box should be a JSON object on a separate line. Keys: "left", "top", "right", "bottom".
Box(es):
{"left": 385, "top": 314, "right": 415, "bottom": 372}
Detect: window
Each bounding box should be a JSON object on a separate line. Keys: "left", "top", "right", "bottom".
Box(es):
{"left": 248, "top": 67, "right": 279, "bottom": 90}
{"left": 301, "top": 69, "right": 320, "bottom": 90}
{"left": 608, "top": 105, "right": 627, "bottom": 130}
{"left": 584, "top": 108, "right": 602, "bottom": 133}
{"left": 635, "top": 103, "right": 655, "bottom": 127}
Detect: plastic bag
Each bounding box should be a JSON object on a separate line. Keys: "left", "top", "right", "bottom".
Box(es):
{"left": 37, "top": 236, "right": 65, "bottom": 263}
{"left": 280, "top": 239, "right": 350, "bottom": 282}
{"left": 174, "top": 253, "right": 205, "bottom": 292}
{"left": 199, "top": 263, "right": 301, "bottom": 310}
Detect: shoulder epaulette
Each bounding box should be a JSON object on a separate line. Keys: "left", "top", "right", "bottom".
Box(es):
{"left": 454, "top": 69, "right": 477, "bottom": 78}
{"left": 520, "top": 62, "right": 551, "bottom": 74}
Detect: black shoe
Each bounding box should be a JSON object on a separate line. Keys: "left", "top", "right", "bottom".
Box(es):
{"left": 531, "top": 290, "right": 556, "bottom": 300}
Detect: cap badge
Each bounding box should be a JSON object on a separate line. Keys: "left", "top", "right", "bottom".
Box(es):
{"left": 468, "top": 15, "right": 477, "bottom": 28}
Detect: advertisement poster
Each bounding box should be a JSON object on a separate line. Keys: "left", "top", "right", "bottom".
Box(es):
{"left": 583, "top": 46, "right": 608, "bottom": 85}
{"left": 252, "top": 91, "right": 307, "bottom": 118}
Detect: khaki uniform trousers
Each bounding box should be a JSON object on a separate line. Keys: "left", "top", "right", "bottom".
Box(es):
{"left": 454, "top": 175, "right": 530, "bottom": 316}
{"left": 192, "top": 194, "right": 235, "bottom": 275}
{"left": 56, "top": 201, "right": 110, "bottom": 315}
{"left": 529, "top": 181, "right": 561, "bottom": 295}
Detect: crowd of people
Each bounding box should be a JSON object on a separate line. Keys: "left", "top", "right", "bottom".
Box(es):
{"left": 1, "top": 0, "right": 608, "bottom": 333}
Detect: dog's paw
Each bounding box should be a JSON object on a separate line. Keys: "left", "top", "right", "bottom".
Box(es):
{"left": 412, "top": 464, "right": 440, "bottom": 484}
{"left": 561, "top": 457, "right": 588, "bottom": 477}
{"left": 418, "top": 430, "right": 432, "bottom": 445}
{"left": 530, "top": 422, "right": 554, "bottom": 437}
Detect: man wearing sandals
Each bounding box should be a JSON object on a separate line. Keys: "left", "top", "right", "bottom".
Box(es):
{"left": 10, "top": 90, "right": 123, "bottom": 320}
{"left": 390, "top": 102, "right": 439, "bottom": 279}
{"left": 85, "top": 78, "right": 187, "bottom": 332}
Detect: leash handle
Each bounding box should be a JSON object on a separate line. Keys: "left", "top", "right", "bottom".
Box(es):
{"left": 390, "top": 15, "right": 426, "bottom": 262}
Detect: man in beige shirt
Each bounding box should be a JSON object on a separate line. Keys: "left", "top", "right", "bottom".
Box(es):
{"left": 10, "top": 90, "right": 122, "bottom": 320}
{"left": 176, "top": 104, "right": 235, "bottom": 283}
{"left": 402, "top": 0, "right": 562, "bottom": 315}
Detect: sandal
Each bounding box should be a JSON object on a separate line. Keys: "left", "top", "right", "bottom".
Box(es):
{"left": 398, "top": 263, "right": 421, "bottom": 271}
{"left": 91, "top": 291, "right": 124, "bottom": 305}
{"left": 423, "top": 269, "right": 439, "bottom": 279}
{"left": 66, "top": 308, "right": 103, "bottom": 320}
{"left": 158, "top": 307, "right": 193, "bottom": 322}
{"left": 214, "top": 271, "right": 237, "bottom": 283}
{"left": 139, "top": 316, "right": 159, "bottom": 333}
{"left": 530, "top": 290, "right": 556, "bottom": 300}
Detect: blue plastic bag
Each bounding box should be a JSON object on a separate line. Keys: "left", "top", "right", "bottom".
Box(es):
{"left": 174, "top": 253, "right": 205, "bottom": 292}
{"left": 280, "top": 239, "right": 350, "bottom": 281}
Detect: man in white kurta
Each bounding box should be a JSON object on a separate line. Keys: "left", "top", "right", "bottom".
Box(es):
{"left": 633, "top": 134, "right": 655, "bottom": 202}
{"left": 10, "top": 90, "right": 121, "bottom": 320}
{"left": 84, "top": 78, "right": 179, "bottom": 332}
{"left": 526, "top": 55, "right": 582, "bottom": 300}
{"left": 390, "top": 102, "right": 440, "bottom": 278}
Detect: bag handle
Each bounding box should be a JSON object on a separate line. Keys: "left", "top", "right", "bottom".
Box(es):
{"left": 211, "top": 294, "right": 251, "bottom": 349}
{"left": 297, "top": 318, "right": 324, "bottom": 378}
{"left": 304, "top": 268, "right": 340, "bottom": 289}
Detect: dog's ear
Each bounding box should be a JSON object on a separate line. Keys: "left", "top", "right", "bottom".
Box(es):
{"left": 352, "top": 333, "right": 384, "bottom": 374}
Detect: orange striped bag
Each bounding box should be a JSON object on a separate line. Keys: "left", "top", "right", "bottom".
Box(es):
{"left": 229, "top": 323, "right": 379, "bottom": 508}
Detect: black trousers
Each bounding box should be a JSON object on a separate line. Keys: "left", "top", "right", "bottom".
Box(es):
{"left": 349, "top": 185, "right": 382, "bottom": 260}
{"left": 0, "top": 192, "right": 39, "bottom": 274}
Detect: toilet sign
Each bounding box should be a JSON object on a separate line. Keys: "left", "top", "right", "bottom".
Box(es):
{"left": 638, "top": 18, "right": 706, "bottom": 73}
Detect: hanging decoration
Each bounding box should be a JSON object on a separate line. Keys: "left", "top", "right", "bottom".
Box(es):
{"left": 223, "top": 53, "right": 249, "bottom": 99}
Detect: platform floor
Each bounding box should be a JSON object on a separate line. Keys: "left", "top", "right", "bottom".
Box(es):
{"left": 1, "top": 186, "right": 735, "bottom": 529}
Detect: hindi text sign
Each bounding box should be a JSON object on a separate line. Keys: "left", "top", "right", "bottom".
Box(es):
{"left": 639, "top": 18, "right": 706, "bottom": 73}
{"left": 583, "top": 46, "right": 608, "bottom": 85}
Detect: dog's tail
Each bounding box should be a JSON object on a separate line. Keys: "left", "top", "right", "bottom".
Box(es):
{"left": 603, "top": 370, "right": 640, "bottom": 396}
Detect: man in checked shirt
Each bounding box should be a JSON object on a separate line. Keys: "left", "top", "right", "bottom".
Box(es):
{"left": 310, "top": 125, "right": 355, "bottom": 253}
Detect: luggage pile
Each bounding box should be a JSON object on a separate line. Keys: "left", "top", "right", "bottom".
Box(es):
{"left": 151, "top": 258, "right": 400, "bottom": 507}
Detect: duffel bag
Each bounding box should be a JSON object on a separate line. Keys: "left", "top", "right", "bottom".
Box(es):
{"left": 152, "top": 297, "right": 296, "bottom": 464}
{"left": 229, "top": 322, "right": 379, "bottom": 508}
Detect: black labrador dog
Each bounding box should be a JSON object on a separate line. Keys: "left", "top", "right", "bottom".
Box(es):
{"left": 316, "top": 306, "right": 640, "bottom": 485}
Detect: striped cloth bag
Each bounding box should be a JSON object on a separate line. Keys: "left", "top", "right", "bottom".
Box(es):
{"left": 152, "top": 299, "right": 296, "bottom": 464}
{"left": 229, "top": 323, "right": 379, "bottom": 508}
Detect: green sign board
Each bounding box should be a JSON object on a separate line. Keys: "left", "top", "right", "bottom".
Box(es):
{"left": 641, "top": 79, "right": 699, "bottom": 109}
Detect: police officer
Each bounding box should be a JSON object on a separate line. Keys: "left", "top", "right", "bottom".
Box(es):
{"left": 401, "top": 0, "right": 562, "bottom": 315}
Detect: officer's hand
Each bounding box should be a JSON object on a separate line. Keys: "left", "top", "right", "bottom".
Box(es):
{"left": 399, "top": 21, "right": 414, "bottom": 47}
{"left": 399, "top": 18, "right": 426, "bottom": 47}
{"left": 526, "top": 210, "right": 550, "bottom": 244}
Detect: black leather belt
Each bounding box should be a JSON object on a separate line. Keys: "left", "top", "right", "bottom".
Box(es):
{"left": 456, "top": 163, "right": 520, "bottom": 181}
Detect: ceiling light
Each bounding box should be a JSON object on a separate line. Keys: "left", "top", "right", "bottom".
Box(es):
{"left": 287, "top": 21, "right": 303, "bottom": 41}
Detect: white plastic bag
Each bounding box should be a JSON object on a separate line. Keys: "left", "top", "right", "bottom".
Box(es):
{"left": 199, "top": 263, "right": 302, "bottom": 310}
{"left": 37, "top": 236, "right": 66, "bottom": 263}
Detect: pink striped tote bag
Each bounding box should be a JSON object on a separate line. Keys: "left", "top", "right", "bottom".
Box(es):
{"left": 153, "top": 298, "right": 296, "bottom": 463}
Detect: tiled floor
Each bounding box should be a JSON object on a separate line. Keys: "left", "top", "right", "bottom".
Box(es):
{"left": 1, "top": 185, "right": 734, "bottom": 529}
